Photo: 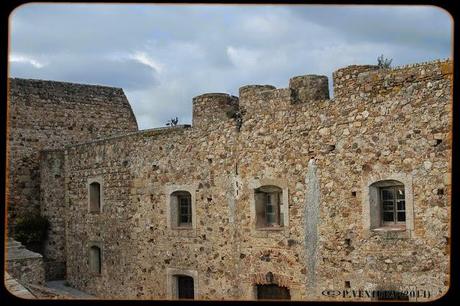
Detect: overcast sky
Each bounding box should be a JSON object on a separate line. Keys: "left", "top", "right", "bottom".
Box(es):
{"left": 9, "top": 4, "right": 452, "bottom": 129}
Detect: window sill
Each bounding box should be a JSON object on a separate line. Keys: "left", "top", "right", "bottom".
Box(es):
{"left": 256, "top": 227, "right": 284, "bottom": 231}
{"left": 369, "top": 226, "right": 410, "bottom": 239}
{"left": 89, "top": 272, "right": 102, "bottom": 277}
{"left": 171, "top": 226, "right": 194, "bottom": 230}
{"left": 371, "top": 226, "right": 406, "bottom": 232}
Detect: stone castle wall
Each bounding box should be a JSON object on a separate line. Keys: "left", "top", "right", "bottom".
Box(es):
{"left": 55, "top": 59, "right": 451, "bottom": 300}
{"left": 7, "top": 78, "right": 139, "bottom": 279}
{"left": 39, "top": 149, "right": 66, "bottom": 279}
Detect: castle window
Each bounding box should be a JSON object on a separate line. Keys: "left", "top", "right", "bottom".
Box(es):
{"left": 89, "top": 245, "right": 101, "bottom": 274}
{"left": 255, "top": 185, "right": 283, "bottom": 228}
{"left": 89, "top": 182, "right": 101, "bottom": 213}
{"left": 166, "top": 268, "right": 198, "bottom": 299}
{"left": 176, "top": 275, "right": 194, "bottom": 299}
{"left": 380, "top": 185, "right": 406, "bottom": 225}
{"left": 178, "top": 193, "right": 192, "bottom": 226}
{"left": 367, "top": 179, "right": 409, "bottom": 231}
{"left": 170, "top": 191, "right": 193, "bottom": 228}
{"left": 88, "top": 177, "right": 103, "bottom": 213}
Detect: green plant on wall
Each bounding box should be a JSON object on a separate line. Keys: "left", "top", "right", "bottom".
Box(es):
{"left": 13, "top": 213, "right": 49, "bottom": 247}
{"left": 377, "top": 54, "right": 393, "bottom": 69}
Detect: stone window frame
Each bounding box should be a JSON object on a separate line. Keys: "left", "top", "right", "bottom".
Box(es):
{"left": 362, "top": 173, "right": 414, "bottom": 238}
{"left": 165, "top": 184, "right": 197, "bottom": 230}
{"left": 249, "top": 178, "right": 289, "bottom": 231}
{"left": 87, "top": 176, "right": 104, "bottom": 214}
{"left": 166, "top": 268, "right": 198, "bottom": 299}
{"left": 87, "top": 241, "right": 103, "bottom": 276}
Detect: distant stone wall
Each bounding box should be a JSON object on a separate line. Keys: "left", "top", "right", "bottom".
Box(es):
{"left": 7, "top": 239, "right": 45, "bottom": 286}
{"left": 5, "top": 272, "right": 36, "bottom": 299}
{"left": 7, "top": 78, "right": 139, "bottom": 233}
{"left": 40, "top": 59, "right": 452, "bottom": 300}
{"left": 39, "top": 149, "right": 66, "bottom": 280}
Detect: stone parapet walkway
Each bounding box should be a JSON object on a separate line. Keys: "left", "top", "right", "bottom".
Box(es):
{"left": 45, "top": 280, "right": 95, "bottom": 299}
{"left": 5, "top": 272, "right": 36, "bottom": 299}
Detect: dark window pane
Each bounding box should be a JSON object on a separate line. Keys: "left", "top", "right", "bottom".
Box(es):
{"left": 266, "top": 214, "right": 275, "bottom": 224}
{"left": 383, "top": 212, "right": 394, "bottom": 222}
{"left": 383, "top": 201, "right": 394, "bottom": 211}
{"left": 89, "top": 246, "right": 101, "bottom": 274}
{"left": 177, "top": 194, "right": 192, "bottom": 225}
{"left": 397, "top": 201, "right": 405, "bottom": 211}
{"left": 397, "top": 212, "right": 406, "bottom": 222}
{"left": 90, "top": 182, "right": 101, "bottom": 212}
{"left": 266, "top": 204, "right": 274, "bottom": 213}
{"left": 180, "top": 197, "right": 189, "bottom": 206}
{"left": 382, "top": 189, "right": 394, "bottom": 200}
{"left": 177, "top": 276, "right": 194, "bottom": 299}
{"left": 257, "top": 284, "right": 291, "bottom": 300}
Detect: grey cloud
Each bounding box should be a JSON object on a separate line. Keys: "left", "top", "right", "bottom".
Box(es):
{"left": 10, "top": 54, "right": 159, "bottom": 90}
{"left": 9, "top": 4, "right": 452, "bottom": 129}
{"left": 287, "top": 6, "right": 451, "bottom": 53}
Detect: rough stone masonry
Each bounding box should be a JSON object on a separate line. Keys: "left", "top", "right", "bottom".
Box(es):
{"left": 6, "top": 59, "right": 452, "bottom": 301}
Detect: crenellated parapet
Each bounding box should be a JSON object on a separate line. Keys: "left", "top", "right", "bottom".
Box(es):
{"left": 289, "top": 74, "right": 329, "bottom": 103}
{"left": 192, "top": 93, "right": 239, "bottom": 128}
{"left": 332, "top": 65, "right": 380, "bottom": 98}
{"left": 332, "top": 59, "right": 452, "bottom": 98}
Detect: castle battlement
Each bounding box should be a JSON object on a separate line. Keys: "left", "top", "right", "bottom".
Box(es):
{"left": 190, "top": 59, "right": 452, "bottom": 130}
{"left": 192, "top": 92, "right": 239, "bottom": 128}
{"left": 333, "top": 59, "right": 452, "bottom": 98}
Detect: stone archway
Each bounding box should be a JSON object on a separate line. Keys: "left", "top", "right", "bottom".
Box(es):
{"left": 252, "top": 272, "right": 291, "bottom": 300}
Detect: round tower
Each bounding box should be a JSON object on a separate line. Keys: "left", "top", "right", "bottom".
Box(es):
{"left": 192, "top": 93, "right": 239, "bottom": 128}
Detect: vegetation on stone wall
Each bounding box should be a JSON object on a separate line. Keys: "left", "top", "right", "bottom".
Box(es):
{"left": 226, "top": 107, "right": 246, "bottom": 131}
{"left": 13, "top": 213, "right": 49, "bottom": 250}
{"left": 166, "top": 117, "right": 179, "bottom": 126}
{"left": 377, "top": 54, "right": 393, "bottom": 69}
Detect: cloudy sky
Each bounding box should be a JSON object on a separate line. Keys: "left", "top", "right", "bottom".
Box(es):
{"left": 9, "top": 4, "right": 452, "bottom": 129}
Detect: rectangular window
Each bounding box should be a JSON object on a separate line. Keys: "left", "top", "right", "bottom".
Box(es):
{"left": 380, "top": 186, "right": 405, "bottom": 225}
{"left": 254, "top": 186, "right": 283, "bottom": 229}
{"left": 178, "top": 195, "right": 192, "bottom": 226}
{"left": 177, "top": 275, "right": 194, "bottom": 299}
{"left": 89, "top": 246, "right": 101, "bottom": 274}
{"left": 265, "top": 194, "right": 276, "bottom": 225}
{"left": 89, "top": 182, "right": 101, "bottom": 213}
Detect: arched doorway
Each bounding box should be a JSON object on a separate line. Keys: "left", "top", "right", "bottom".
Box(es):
{"left": 257, "top": 284, "right": 291, "bottom": 300}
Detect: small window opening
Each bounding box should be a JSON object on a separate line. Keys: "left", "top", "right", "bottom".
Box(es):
{"left": 176, "top": 275, "right": 194, "bottom": 299}
{"left": 171, "top": 191, "right": 192, "bottom": 228}
{"left": 89, "top": 246, "right": 101, "bottom": 274}
{"left": 380, "top": 185, "right": 405, "bottom": 226}
{"left": 89, "top": 182, "right": 101, "bottom": 213}
{"left": 255, "top": 185, "right": 283, "bottom": 228}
